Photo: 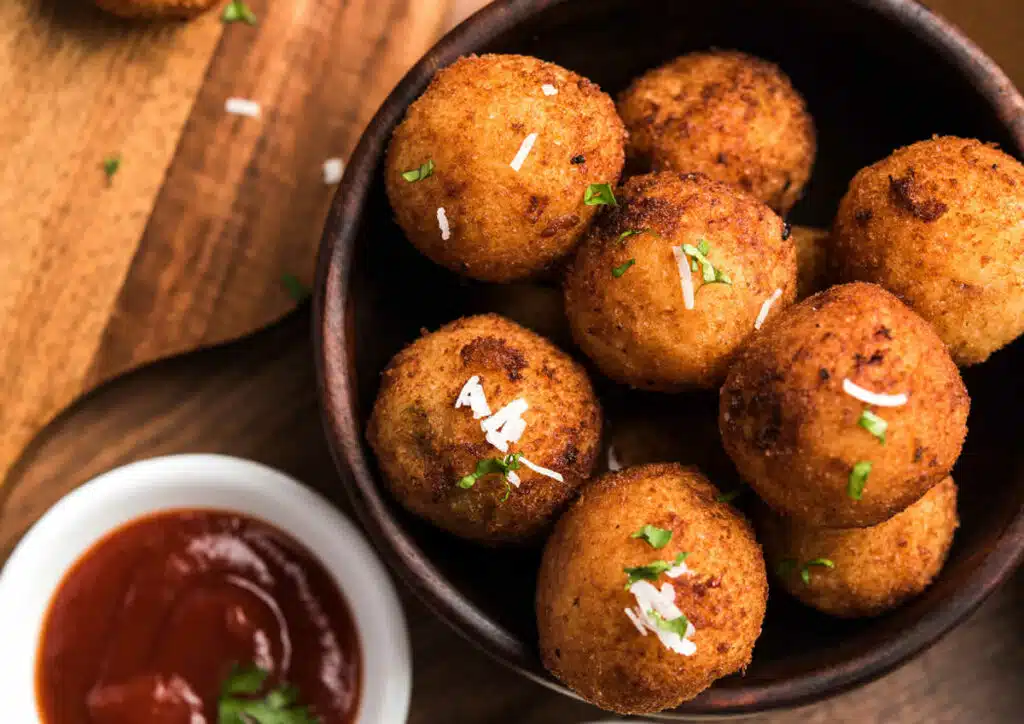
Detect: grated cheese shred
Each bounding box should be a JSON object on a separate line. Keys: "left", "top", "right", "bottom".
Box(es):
{"left": 509, "top": 132, "right": 538, "bottom": 172}
{"left": 541, "top": 84, "right": 558, "bottom": 96}
{"left": 225, "top": 98, "right": 261, "bottom": 118}
{"left": 623, "top": 580, "right": 697, "bottom": 656}
{"left": 842, "top": 379, "right": 909, "bottom": 407}
{"left": 437, "top": 207, "right": 451, "bottom": 240}
{"left": 754, "top": 288, "right": 783, "bottom": 330}
{"left": 672, "top": 246, "right": 695, "bottom": 310}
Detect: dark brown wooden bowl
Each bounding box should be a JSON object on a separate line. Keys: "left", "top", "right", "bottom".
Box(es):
{"left": 315, "top": 0, "right": 1024, "bottom": 716}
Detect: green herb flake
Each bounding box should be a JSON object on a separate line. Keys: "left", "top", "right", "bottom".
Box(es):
{"left": 222, "top": 0, "right": 257, "bottom": 24}
{"left": 457, "top": 453, "right": 522, "bottom": 490}
{"left": 800, "top": 558, "right": 835, "bottom": 585}
{"left": 584, "top": 183, "right": 617, "bottom": 206}
{"left": 219, "top": 663, "right": 320, "bottom": 724}
{"left": 102, "top": 155, "right": 121, "bottom": 182}
{"left": 630, "top": 524, "right": 672, "bottom": 549}
{"left": 649, "top": 609, "right": 690, "bottom": 637}
{"left": 715, "top": 488, "right": 742, "bottom": 504}
{"left": 401, "top": 159, "right": 435, "bottom": 183}
{"left": 612, "top": 259, "right": 635, "bottom": 278}
{"left": 847, "top": 460, "right": 872, "bottom": 500}
{"left": 281, "top": 273, "right": 311, "bottom": 303}
{"left": 617, "top": 228, "right": 646, "bottom": 244}
{"left": 681, "top": 239, "right": 732, "bottom": 290}
{"left": 858, "top": 409, "right": 888, "bottom": 444}
{"left": 624, "top": 552, "right": 689, "bottom": 588}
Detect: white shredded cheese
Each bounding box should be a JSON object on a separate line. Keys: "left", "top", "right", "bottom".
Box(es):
{"left": 666, "top": 559, "right": 691, "bottom": 579}
{"left": 519, "top": 456, "right": 564, "bottom": 483}
{"left": 481, "top": 398, "right": 529, "bottom": 452}
{"left": 437, "top": 207, "right": 451, "bottom": 240}
{"left": 672, "top": 246, "right": 695, "bottom": 310}
{"left": 225, "top": 98, "right": 261, "bottom": 118}
{"left": 754, "top": 288, "right": 783, "bottom": 330}
{"left": 455, "top": 376, "right": 492, "bottom": 419}
{"left": 842, "top": 379, "right": 909, "bottom": 407}
{"left": 606, "top": 444, "right": 622, "bottom": 472}
{"left": 624, "top": 580, "right": 697, "bottom": 656}
{"left": 506, "top": 470, "right": 521, "bottom": 487}
{"left": 322, "top": 158, "right": 344, "bottom": 185}
{"left": 541, "top": 84, "right": 558, "bottom": 96}
{"left": 509, "top": 132, "right": 538, "bottom": 172}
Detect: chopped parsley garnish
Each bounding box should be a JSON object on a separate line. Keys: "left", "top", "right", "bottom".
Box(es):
{"left": 281, "top": 273, "right": 311, "bottom": 302}
{"left": 457, "top": 453, "right": 522, "bottom": 492}
{"left": 570, "top": 154, "right": 586, "bottom": 164}
{"left": 584, "top": 183, "right": 617, "bottom": 206}
{"left": 630, "top": 524, "right": 672, "bottom": 549}
{"left": 218, "top": 663, "right": 319, "bottom": 724}
{"left": 715, "top": 488, "right": 742, "bottom": 503}
{"left": 649, "top": 610, "right": 690, "bottom": 636}
{"left": 401, "top": 159, "right": 435, "bottom": 183}
{"left": 222, "top": 0, "right": 257, "bottom": 24}
{"left": 617, "top": 229, "right": 647, "bottom": 244}
{"left": 681, "top": 239, "right": 731, "bottom": 288}
{"left": 612, "top": 259, "right": 635, "bottom": 277}
{"left": 777, "top": 557, "right": 835, "bottom": 585}
{"left": 858, "top": 409, "right": 888, "bottom": 444}
{"left": 847, "top": 460, "right": 872, "bottom": 500}
{"left": 102, "top": 155, "right": 121, "bottom": 182}
{"left": 624, "top": 552, "right": 689, "bottom": 588}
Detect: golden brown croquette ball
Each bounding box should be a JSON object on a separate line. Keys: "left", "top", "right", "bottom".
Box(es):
{"left": 385, "top": 54, "right": 626, "bottom": 282}
{"left": 760, "top": 476, "right": 958, "bottom": 617}
{"left": 791, "top": 225, "right": 831, "bottom": 299}
{"left": 617, "top": 50, "right": 815, "bottom": 213}
{"left": 720, "top": 282, "right": 969, "bottom": 528}
{"left": 537, "top": 463, "right": 767, "bottom": 714}
{"left": 367, "top": 314, "right": 601, "bottom": 544}
{"left": 832, "top": 136, "right": 1024, "bottom": 366}
{"left": 564, "top": 172, "right": 796, "bottom": 390}
{"left": 93, "top": 0, "right": 216, "bottom": 18}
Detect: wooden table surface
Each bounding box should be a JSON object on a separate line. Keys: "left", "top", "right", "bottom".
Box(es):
{"left": 2, "top": 1, "right": 1022, "bottom": 722}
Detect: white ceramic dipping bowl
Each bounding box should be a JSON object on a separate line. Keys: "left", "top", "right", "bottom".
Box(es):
{"left": 0, "top": 454, "right": 411, "bottom": 724}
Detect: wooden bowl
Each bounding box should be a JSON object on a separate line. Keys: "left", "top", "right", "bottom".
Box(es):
{"left": 315, "top": 0, "right": 1024, "bottom": 716}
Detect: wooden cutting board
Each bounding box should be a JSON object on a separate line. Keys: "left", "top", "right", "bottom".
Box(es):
{"left": 0, "top": 0, "right": 456, "bottom": 487}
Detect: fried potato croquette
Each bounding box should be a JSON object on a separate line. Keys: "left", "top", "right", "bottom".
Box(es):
{"left": 385, "top": 54, "right": 626, "bottom": 282}
{"left": 760, "top": 477, "right": 958, "bottom": 617}
{"left": 564, "top": 172, "right": 796, "bottom": 390}
{"left": 537, "top": 464, "right": 767, "bottom": 714}
{"left": 94, "top": 0, "right": 216, "bottom": 18}
{"left": 720, "top": 283, "right": 969, "bottom": 528}
{"left": 790, "top": 225, "right": 831, "bottom": 299}
{"left": 367, "top": 314, "right": 601, "bottom": 544}
{"left": 617, "top": 50, "right": 815, "bottom": 213}
{"left": 832, "top": 136, "right": 1024, "bottom": 365}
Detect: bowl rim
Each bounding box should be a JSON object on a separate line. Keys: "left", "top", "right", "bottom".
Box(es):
{"left": 0, "top": 454, "right": 411, "bottom": 724}
{"left": 314, "top": 0, "right": 1024, "bottom": 716}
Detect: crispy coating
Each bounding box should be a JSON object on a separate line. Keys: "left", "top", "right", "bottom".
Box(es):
{"left": 720, "top": 282, "right": 969, "bottom": 528}
{"left": 791, "top": 225, "right": 831, "bottom": 300}
{"left": 385, "top": 54, "right": 626, "bottom": 282}
{"left": 93, "top": 0, "right": 215, "bottom": 18}
{"left": 760, "top": 477, "right": 958, "bottom": 617}
{"left": 536, "top": 463, "right": 767, "bottom": 714}
{"left": 564, "top": 172, "right": 796, "bottom": 390}
{"left": 367, "top": 314, "right": 601, "bottom": 544}
{"left": 832, "top": 136, "right": 1024, "bottom": 365}
{"left": 617, "top": 50, "right": 815, "bottom": 213}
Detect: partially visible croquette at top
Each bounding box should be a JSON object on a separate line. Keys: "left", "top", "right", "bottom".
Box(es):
{"left": 760, "top": 476, "right": 958, "bottom": 618}
{"left": 790, "top": 225, "right": 831, "bottom": 299}
{"left": 720, "top": 282, "right": 969, "bottom": 528}
{"left": 385, "top": 54, "right": 626, "bottom": 282}
{"left": 617, "top": 50, "right": 816, "bottom": 213}
{"left": 537, "top": 463, "right": 767, "bottom": 714}
{"left": 564, "top": 171, "right": 796, "bottom": 390}
{"left": 832, "top": 136, "right": 1024, "bottom": 366}
{"left": 367, "top": 314, "right": 602, "bottom": 544}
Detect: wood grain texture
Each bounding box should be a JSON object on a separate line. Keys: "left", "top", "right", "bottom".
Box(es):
{"left": 1, "top": 313, "right": 1019, "bottom": 723}
{"left": 0, "top": 0, "right": 451, "bottom": 487}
